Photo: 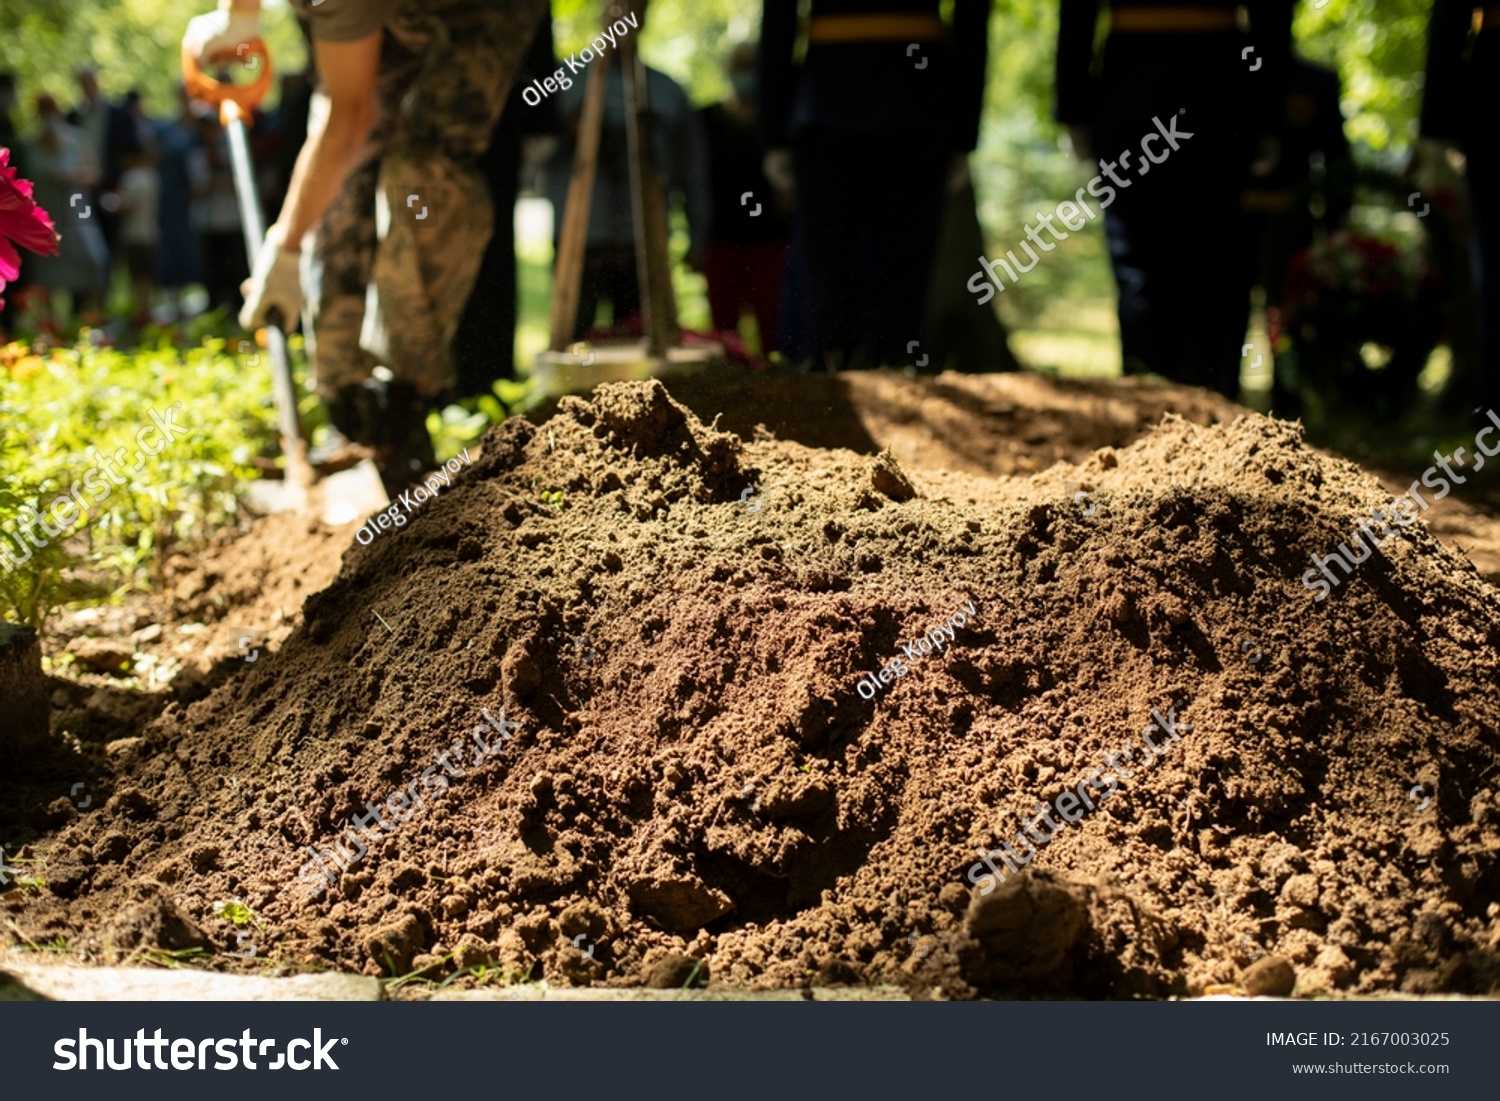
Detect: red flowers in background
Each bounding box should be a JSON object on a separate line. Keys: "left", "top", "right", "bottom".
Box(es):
{"left": 0, "top": 147, "right": 60, "bottom": 310}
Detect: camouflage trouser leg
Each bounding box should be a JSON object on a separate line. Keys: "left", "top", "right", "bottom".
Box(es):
{"left": 304, "top": 0, "right": 547, "bottom": 401}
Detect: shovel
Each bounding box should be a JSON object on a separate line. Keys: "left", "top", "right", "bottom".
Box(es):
{"left": 182, "top": 39, "right": 387, "bottom": 526}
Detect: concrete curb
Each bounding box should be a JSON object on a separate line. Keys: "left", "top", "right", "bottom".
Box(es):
{"left": 0, "top": 964, "right": 382, "bottom": 1002}
{"left": 427, "top": 985, "right": 914, "bottom": 1002}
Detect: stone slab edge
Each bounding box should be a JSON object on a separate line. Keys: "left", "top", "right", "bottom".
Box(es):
{"left": 0, "top": 964, "right": 382, "bottom": 1002}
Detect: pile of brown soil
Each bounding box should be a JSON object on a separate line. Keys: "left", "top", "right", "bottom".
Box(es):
{"left": 6, "top": 380, "right": 1500, "bottom": 997}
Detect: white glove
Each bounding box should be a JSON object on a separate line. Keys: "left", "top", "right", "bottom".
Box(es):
{"left": 239, "top": 225, "right": 302, "bottom": 330}
{"left": 183, "top": 2, "right": 261, "bottom": 65}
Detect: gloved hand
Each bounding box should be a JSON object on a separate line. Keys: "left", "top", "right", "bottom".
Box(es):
{"left": 239, "top": 224, "right": 302, "bottom": 330}
{"left": 183, "top": 1, "right": 261, "bottom": 65}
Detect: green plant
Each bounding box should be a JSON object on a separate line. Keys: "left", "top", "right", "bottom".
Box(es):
{"left": 680, "top": 959, "right": 707, "bottom": 990}
{"left": 380, "top": 950, "right": 455, "bottom": 991}
{"left": 133, "top": 946, "right": 214, "bottom": 969}
{"left": 0, "top": 336, "right": 271, "bottom": 631}
{"left": 0, "top": 398, "right": 80, "bottom": 629}
{"left": 428, "top": 402, "right": 491, "bottom": 463}
{"left": 434, "top": 960, "right": 536, "bottom": 991}
{"left": 212, "top": 899, "right": 255, "bottom": 927}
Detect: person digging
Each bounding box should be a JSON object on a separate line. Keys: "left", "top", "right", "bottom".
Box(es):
{"left": 183, "top": 0, "right": 546, "bottom": 493}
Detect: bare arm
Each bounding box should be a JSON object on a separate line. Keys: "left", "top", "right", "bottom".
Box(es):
{"left": 275, "top": 33, "right": 380, "bottom": 249}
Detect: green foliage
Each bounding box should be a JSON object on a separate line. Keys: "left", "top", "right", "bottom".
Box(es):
{"left": 213, "top": 899, "right": 255, "bottom": 926}
{"left": 0, "top": 335, "right": 272, "bottom": 630}
{"left": 1296, "top": 0, "right": 1432, "bottom": 153}
{"left": 0, "top": 398, "right": 78, "bottom": 629}
{"left": 428, "top": 402, "right": 490, "bottom": 463}
{"left": 552, "top": 0, "right": 752, "bottom": 105}
{"left": 0, "top": 0, "right": 308, "bottom": 118}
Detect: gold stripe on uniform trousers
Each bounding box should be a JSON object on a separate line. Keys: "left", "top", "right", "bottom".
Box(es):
{"left": 1109, "top": 5, "right": 1245, "bottom": 33}
{"left": 805, "top": 13, "right": 946, "bottom": 44}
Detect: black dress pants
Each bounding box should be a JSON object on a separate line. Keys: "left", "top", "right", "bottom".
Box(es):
{"left": 792, "top": 126, "right": 949, "bottom": 370}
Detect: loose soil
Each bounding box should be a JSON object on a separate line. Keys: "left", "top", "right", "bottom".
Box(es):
{"left": 5, "top": 371, "right": 1500, "bottom": 998}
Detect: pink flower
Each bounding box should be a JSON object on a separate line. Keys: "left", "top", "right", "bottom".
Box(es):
{"left": 0, "top": 147, "right": 60, "bottom": 311}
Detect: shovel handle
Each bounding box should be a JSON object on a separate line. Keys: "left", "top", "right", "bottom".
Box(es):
{"left": 183, "top": 39, "right": 274, "bottom": 127}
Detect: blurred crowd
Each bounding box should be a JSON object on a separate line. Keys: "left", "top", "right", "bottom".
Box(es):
{"left": 0, "top": 65, "right": 308, "bottom": 331}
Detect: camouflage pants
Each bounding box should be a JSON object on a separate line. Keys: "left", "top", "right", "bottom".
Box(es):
{"left": 301, "top": 0, "right": 547, "bottom": 400}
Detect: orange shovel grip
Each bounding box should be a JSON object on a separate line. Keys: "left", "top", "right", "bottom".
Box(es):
{"left": 182, "top": 38, "right": 274, "bottom": 127}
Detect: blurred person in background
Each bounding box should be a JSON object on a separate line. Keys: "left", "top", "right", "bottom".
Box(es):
{"left": 122, "top": 90, "right": 160, "bottom": 158}
{"left": 760, "top": 0, "right": 993, "bottom": 372}
{"left": 117, "top": 143, "right": 161, "bottom": 326}
{"left": 1240, "top": 51, "right": 1353, "bottom": 418}
{"left": 190, "top": 112, "right": 246, "bottom": 314}
{"left": 67, "top": 67, "right": 135, "bottom": 267}
{"left": 924, "top": 153, "right": 1022, "bottom": 373}
{"left": 22, "top": 94, "right": 110, "bottom": 325}
{"left": 544, "top": 46, "right": 710, "bottom": 341}
{"left": 1420, "top": 0, "right": 1500, "bottom": 422}
{"left": 154, "top": 86, "right": 206, "bottom": 320}
{"left": 1056, "top": 1, "right": 1294, "bottom": 399}
{"left": 452, "top": 5, "right": 557, "bottom": 399}
{"left": 183, "top": 0, "right": 548, "bottom": 492}
{"left": 696, "top": 42, "right": 790, "bottom": 355}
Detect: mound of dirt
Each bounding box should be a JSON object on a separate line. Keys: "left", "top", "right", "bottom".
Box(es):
{"left": 7, "top": 380, "right": 1500, "bottom": 997}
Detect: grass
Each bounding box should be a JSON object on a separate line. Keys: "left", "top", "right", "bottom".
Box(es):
{"left": 130, "top": 946, "right": 216, "bottom": 969}
{"left": 0, "top": 331, "right": 272, "bottom": 631}
{"left": 379, "top": 950, "right": 543, "bottom": 994}
{"left": 212, "top": 900, "right": 256, "bottom": 927}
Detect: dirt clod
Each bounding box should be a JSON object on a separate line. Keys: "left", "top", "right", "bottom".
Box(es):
{"left": 1242, "top": 955, "right": 1298, "bottom": 997}
{"left": 963, "top": 872, "right": 1091, "bottom": 989}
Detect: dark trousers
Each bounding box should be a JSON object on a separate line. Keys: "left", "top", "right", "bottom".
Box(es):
{"left": 792, "top": 127, "right": 948, "bottom": 370}
{"left": 200, "top": 230, "right": 249, "bottom": 316}
{"left": 704, "top": 238, "right": 788, "bottom": 350}
{"left": 1099, "top": 136, "right": 1251, "bottom": 398}
{"left": 1464, "top": 36, "right": 1500, "bottom": 409}
{"left": 573, "top": 244, "right": 641, "bottom": 340}
{"left": 1094, "top": 34, "right": 1258, "bottom": 398}
{"left": 451, "top": 123, "right": 521, "bottom": 398}
{"left": 1471, "top": 139, "right": 1500, "bottom": 408}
